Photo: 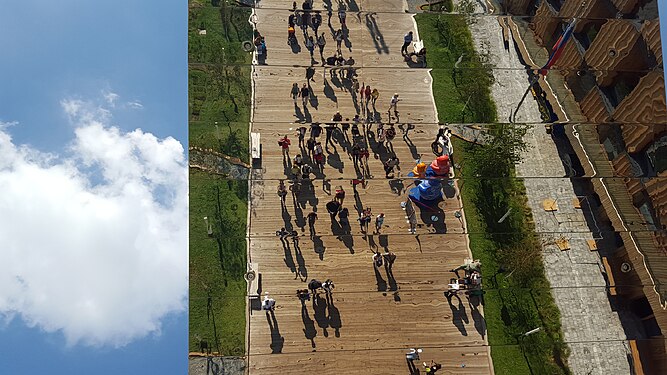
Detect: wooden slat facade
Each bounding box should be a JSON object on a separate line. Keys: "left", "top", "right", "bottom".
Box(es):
{"left": 641, "top": 20, "right": 662, "bottom": 65}
{"left": 612, "top": 71, "right": 667, "bottom": 123}
{"left": 583, "top": 19, "right": 646, "bottom": 86}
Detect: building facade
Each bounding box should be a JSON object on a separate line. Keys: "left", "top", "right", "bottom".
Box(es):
{"left": 509, "top": 0, "right": 666, "bottom": 372}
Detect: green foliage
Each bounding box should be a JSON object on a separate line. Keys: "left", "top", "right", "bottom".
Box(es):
{"left": 415, "top": 14, "right": 497, "bottom": 123}
{"left": 188, "top": 4, "right": 252, "bottom": 161}
{"left": 189, "top": 170, "right": 248, "bottom": 355}
{"left": 189, "top": 1, "right": 252, "bottom": 355}
{"left": 417, "top": 13, "right": 570, "bottom": 375}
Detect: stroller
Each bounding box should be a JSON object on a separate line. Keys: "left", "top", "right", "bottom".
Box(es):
{"left": 287, "top": 26, "right": 297, "bottom": 45}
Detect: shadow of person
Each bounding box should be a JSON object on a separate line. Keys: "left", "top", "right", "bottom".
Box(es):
{"left": 326, "top": 149, "right": 344, "bottom": 173}
{"left": 388, "top": 178, "right": 405, "bottom": 196}
{"left": 340, "top": 234, "right": 354, "bottom": 253}
{"left": 448, "top": 294, "right": 468, "bottom": 336}
{"left": 367, "top": 234, "right": 378, "bottom": 250}
{"left": 267, "top": 310, "right": 285, "bottom": 354}
{"left": 303, "top": 105, "right": 313, "bottom": 123}
{"left": 301, "top": 304, "right": 318, "bottom": 348}
{"left": 326, "top": 293, "right": 342, "bottom": 337}
{"left": 442, "top": 181, "right": 457, "bottom": 199}
{"left": 469, "top": 294, "right": 487, "bottom": 339}
{"left": 419, "top": 204, "right": 447, "bottom": 234}
{"left": 406, "top": 358, "right": 419, "bottom": 375}
{"left": 374, "top": 264, "right": 387, "bottom": 291}
{"left": 313, "top": 235, "right": 326, "bottom": 260}
{"left": 386, "top": 266, "right": 398, "bottom": 291}
{"left": 294, "top": 104, "right": 306, "bottom": 123}
{"left": 282, "top": 237, "right": 297, "bottom": 274}
{"left": 294, "top": 239, "right": 308, "bottom": 281}
{"left": 323, "top": 77, "right": 338, "bottom": 103}
{"left": 291, "top": 39, "right": 302, "bottom": 54}
{"left": 313, "top": 294, "right": 330, "bottom": 337}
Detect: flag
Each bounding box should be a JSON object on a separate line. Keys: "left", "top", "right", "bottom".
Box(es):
{"left": 539, "top": 19, "right": 577, "bottom": 75}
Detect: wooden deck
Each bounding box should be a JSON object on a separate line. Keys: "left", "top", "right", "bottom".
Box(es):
{"left": 246, "top": 2, "right": 493, "bottom": 373}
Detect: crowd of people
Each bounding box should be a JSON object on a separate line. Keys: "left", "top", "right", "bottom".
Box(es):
{"left": 254, "top": 2, "right": 462, "bottom": 370}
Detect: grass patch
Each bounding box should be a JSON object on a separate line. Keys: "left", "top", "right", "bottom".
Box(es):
{"left": 188, "top": 3, "right": 253, "bottom": 162}
{"left": 189, "top": 170, "right": 248, "bottom": 355}
{"left": 416, "top": 13, "right": 570, "bottom": 374}
{"left": 189, "top": 1, "right": 252, "bottom": 355}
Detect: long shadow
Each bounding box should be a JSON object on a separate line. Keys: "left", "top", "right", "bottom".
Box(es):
{"left": 292, "top": 194, "right": 307, "bottom": 232}
{"left": 281, "top": 237, "right": 297, "bottom": 274}
{"left": 419, "top": 204, "right": 447, "bottom": 234}
{"left": 303, "top": 104, "right": 313, "bottom": 123}
{"left": 365, "top": 12, "right": 389, "bottom": 54}
{"left": 323, "top": 77, "right": 338, "bottom": 103}
{"left": 313, "top": 294, "right": 330, "bottom": 337}
{"left": 301, "top": 304, "right": 317, "bottom": 348}
{"left": 267, "top": 311, "right": 285, "bottom": 354}
{"left": 313, "top": 235, "right": 326, "bottom": 260}
{"left": 448, "top": 296, "right": 469, "bottom": 336}
{"left": 374, "top": 265, "right": 388, "bottom": 291}
{"left": 402, "top": 132, "right": 420, "bottom": 160}
{"left": 294, "top": 239, "right": 308, "bottom": 281}
{"left": 326, "top": 149, "right": 344, "bottom": 173}
{"left": 386, "top": 265, "right": 398, "bottom": 291}
{"left": 291, "top": 39, "right": 302, "bottom": 54}
{"left": 326, "top": 293, "right": 342, "bottom": 337}
{"left": 367, "top": 234, "right": 378, "bottom": 250}
{"left": 282, "top": 206, "right": 294, "bottom": 232}
{"left": 389, "top": 178, "right": 405, "bottom": 196}
{"left": 294, "top": 104, "right": 306, "bottom": 123}
{"left": 406, "top": 358, "right": 419, "bottom": 375}
{"left": 469, "top": 294, "right": 487, "bottom": 339}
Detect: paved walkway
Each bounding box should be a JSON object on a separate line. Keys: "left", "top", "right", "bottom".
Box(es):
{"left": 246, "top": 1, "right": 492, "bottom": 374}
{"left": 462, "top": 1, "right": 631, "bottom": 373}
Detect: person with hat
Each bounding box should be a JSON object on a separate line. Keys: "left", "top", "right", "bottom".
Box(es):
{"left": 412, "top": 162, "right": 427, "bottom": 178}
{"left": 429, "top": 155, "right": 450, "bottom": 178}
{"left": 389, "top": 93, "right": 400, "bottom": 117}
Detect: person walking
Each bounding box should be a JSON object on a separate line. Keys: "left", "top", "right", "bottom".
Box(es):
{"left": 317, "top": 32, "right": 326, "bottom": 61}
{"left": 297, "top": 126, "right": 307, "bottom": 149}
{"left": 324, "top": 122, "right": 335, "bottom": 149}
{"left": 291, "top": 82, "right": 300, "bottom": 105}
{"left": 334, "top": 28, "right": 344, "bottom": 54}
{"left": 300, "top": 83, "right": 310, "bottom": 107}
{"left": 279, "top": 135, "right": 291, "bottom": 160}
{"left": 375, "top": 213, "right": 385, "bottom": 234}
{"left": 312, "top": 13, "right": 322, "bottom": 34}
{"left": 307, "top": 210, "right": 318, "bottom": 237}
{"left": 262, "top": 292, "right": 276, "bottom": 312}
{"left": 371, "top": 88, "right": 379, "bottom": 108}
{"left": 383, "top": 250, "right": 396, "bottom": 271}
{"left": 334, "top": 186, "right": 346, "bottom": 204}
{"left": 277, "top": 179, "right": 288, "bottom": 205}
{"left": 308, "top": 279, "right": 323, "bottom": 295}
{"left": 364, "top": 85, "right": 372, "bottom": 107}
{"left": 372, "top": 250, "right": 383, "bottom": 268}
{"left": 322, "top": 279, "right": 335, "bottom": 294}
{"left": 402, "top": 31, "right": 413, "bottom": 56}
{"left": 306, "top": 136, "right": 316, "bottom": 157}
{"left": 338, "top": 6, "right": 347, "bottom": 29}
{"left": 305, "top": 35, "right": 316, "bottom": 62}
{"left": 389, "top": 93, "right": 400, "bottom": 117}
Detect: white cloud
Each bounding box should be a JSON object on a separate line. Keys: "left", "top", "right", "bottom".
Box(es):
{"left": 126, "top": 100, "right": 143, "bottom": 109}
{"left": 0, "top": 99, "right": 188, "bottom": 348}
{"left": 103, "top": 91, "right": 119, "bottom": 107}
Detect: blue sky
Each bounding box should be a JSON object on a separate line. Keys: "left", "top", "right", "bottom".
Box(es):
{"left": 0, "top": 1, "right": 187, "bottom": 374}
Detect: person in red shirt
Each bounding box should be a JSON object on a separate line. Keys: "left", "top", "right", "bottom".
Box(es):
{"left": 279, "top": 135, "right": 291, "bottom": 160}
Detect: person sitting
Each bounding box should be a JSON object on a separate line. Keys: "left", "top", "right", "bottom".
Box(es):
{"left": 406, "top": 348, "right": 422, "bottom": 360}
{"left": 262, "top": 293, "right": 276, "bottom": 311}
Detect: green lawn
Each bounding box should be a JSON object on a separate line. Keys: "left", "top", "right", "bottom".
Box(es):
{"left": 416, "top": 13, "right": 570, "bottom": 374}
{"left": 189, "top": 1, "right": 253, "bottom": 354}
{"left": 188, "top": 3, "right": 253, "bottom": 162}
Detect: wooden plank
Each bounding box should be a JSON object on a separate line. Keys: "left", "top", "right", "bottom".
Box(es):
{"left": 601, "top": 257, "right": 617, "bottom": 296}
{"left": 628, "top": 339, "right": 645, "bottom": 375}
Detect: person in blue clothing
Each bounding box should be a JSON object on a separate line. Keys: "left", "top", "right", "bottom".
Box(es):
{"left": 402, "top": 31, "right": 413, "bottom": 55}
